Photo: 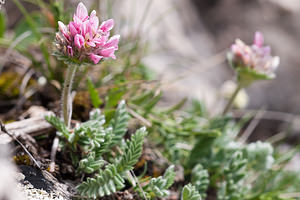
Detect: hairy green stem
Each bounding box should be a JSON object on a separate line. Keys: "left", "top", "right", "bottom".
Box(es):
{"left": 222, "top": 83, "right": 243, "bottom": 115}
{"left": 50, "top": 64, "right": 78, "bottom": 172}
{"left": 61, "top": 64, "right": 78, "bottom": 127}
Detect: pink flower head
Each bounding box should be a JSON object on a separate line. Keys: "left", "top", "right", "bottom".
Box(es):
{"left": 55, "top": 2, "right": 120, "bottom": 64}
{"left": 229, "top": 31, "right": 279, "bottom": 77}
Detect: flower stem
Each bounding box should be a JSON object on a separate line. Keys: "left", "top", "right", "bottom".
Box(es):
{"left": 222, "top": 83, "right": 243, "bottom": 115}
{"left": 49, "top": 64, "right": 78, "bottom": 172}
{"left": 61, "top": 64, "right": 78, "bottom": 127}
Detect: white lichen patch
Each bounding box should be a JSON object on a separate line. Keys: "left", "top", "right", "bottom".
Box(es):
{"left": 17, "top": 181, "right": 66, "bottom": 200}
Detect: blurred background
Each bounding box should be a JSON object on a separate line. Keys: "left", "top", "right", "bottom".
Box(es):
{"left": 2, "top": 0, "right": 300, "bottom": 165}
{"left": 1, "top": 0, "right": 300, "bottom": 199}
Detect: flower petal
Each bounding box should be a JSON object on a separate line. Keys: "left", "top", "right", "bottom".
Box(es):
{"left": 93, "top": 36, "right": 108, "bottom": 46}
{"left": 263, "top": 46, "right": 271, "bottom": 55}
{"left": 82, "top": 21, "right": 92, "bottom": 37}
{"left": 254, "top": 31, "right": 264, "bottom": 47}
{"left": 100, "top": 47, "right": 116, "bottom": 59}
{"left": 58, "top": 21, "right": 70, "bottom": 40}
{"left": 74, "top": 34, "right": 85, "bottom": 49}
{"left": 67, "top": 46, "right": 73, "bottom": 56}
{"left": 104, "top": 35, "right": 120, "bottom": 49}
{"left": 76, "top": 2, "right": 88, "bottom": 21}
{"left": 86, "top": 41, "right": 96, "bottom": 47}
{"left": 272, "top": 56, "right": 280, "bottom": 69}
{"left": 89, "top": 10, "right": 99, "bottom": 32}
{"left": 89, "top": 54, "right": 103, "bottom": 64}
{"left": 100, "top": 19, "right": 114, "bottom": 33}
{"left": 69, "top": 22, "right": 78, "bottom": 37}
{"left": 58, "top": 21, "right": 67, "bottom": 34}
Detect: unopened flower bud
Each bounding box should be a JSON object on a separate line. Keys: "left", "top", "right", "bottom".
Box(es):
{"left": 228, "top": 32, "right": 280, "bottom": 85}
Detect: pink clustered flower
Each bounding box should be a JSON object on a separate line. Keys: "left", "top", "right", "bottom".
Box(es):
{"left": 55, "top": 2, "right": 119, "bottom": 64}
{"left": 230, "top": 32, "right": 280, "bottom": 76}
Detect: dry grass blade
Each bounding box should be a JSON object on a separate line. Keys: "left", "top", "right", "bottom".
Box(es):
{"left": 239, "top": 109, "right": 265, "bottom": 143}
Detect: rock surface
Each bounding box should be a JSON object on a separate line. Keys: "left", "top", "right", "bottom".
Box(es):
{"left": 18, "top": 166, "right": 70, "bottom": 200}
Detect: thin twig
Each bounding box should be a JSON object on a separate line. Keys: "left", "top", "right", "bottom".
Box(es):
{"left": 130, "top": 169, "right": 148, "bottom": 200}
{"left": 0, "top": 121, "right": 41, "bottom": 169}
{"left": 127, "top": 107, "right": 152, "bottom": 127}
{"left": 279, "top": 193, "right": 300, "bottom": 199}
{"left": 232, "top": 109, "right": 296, "bottom": 122}
{"left": 266, "top": 131, "right": 287, "bottom": 144}
{"left": 20, "top": 69, "right": 35, "bottom": 96}
{"left": 239, "top": 109, "right": 265, "bottom": 143}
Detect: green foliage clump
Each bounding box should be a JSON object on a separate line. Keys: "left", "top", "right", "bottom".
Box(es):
{"left": 77, "top": 127, "right": 147, "bottom": 198}
{"left": 46, "top": 101, "right": 178, "bottom": 199}
{"left": 142, "top": 165, "right": 176, "bottom": 199}
{"left": 110, "top": 100, "right": 130, "bottom": 146}
{"left": 46, "top": 101, "right": 141, "bottom": 198}
{"left": 244, "top": 141, "right": 274, "bottom": 171}
{"left": 217, "top": 151, "right": 248, "bottom": 200}
{"left": 191, "top": 164, "right": 209, "bottom": 199}
{"left": 125, "top": 91, "right": 300, "bottom": 200}
{"left": 181, "top": 184, "right": 202, "bottom": 200}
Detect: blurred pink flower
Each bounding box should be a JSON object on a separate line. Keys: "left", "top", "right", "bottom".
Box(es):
{"left": 55, "top": 2, "right": 120, "bottom": 64}
{"left": 229, "top": 31, "right": 279, "bottom": 77}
